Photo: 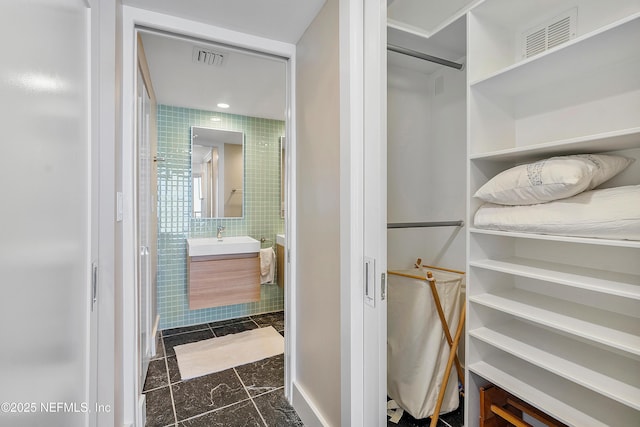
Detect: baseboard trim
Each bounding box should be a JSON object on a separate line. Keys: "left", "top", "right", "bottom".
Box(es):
{"left": 291, "top": 382, "right": 331, "bottom": 427}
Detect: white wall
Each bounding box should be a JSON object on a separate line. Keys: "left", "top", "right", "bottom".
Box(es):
{"left": 294, "top": 0, "right": 341, "bottom": 424}
{"left": 387, "top": 64, "right": 467, "bottom": 272}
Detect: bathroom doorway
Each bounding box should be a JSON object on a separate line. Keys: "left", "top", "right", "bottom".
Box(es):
{"left": 130, "top": 22, "right": 296, "bottom": 423}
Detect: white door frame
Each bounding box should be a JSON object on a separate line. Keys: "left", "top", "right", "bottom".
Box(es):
{"left": 340, "top": 0, "right": 387, "bottom": 424}
{"left": 121, "top": 6, "right": 297, "bottom": 424}
{"left": 87, "top": 0, "right": 118, "bottom": 426}
{"left": 89, "top": 0, "right": 117, "bottom": 425}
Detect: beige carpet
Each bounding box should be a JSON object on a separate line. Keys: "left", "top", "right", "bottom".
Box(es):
{"left": 174, "top": 326, "right": 284, "bottom": 380}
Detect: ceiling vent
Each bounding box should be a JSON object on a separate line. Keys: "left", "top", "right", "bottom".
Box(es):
{"left": 192, "top": 47, "right": 225, "bottom": 66}
{"left": 521, "top": 8, "right": 577, "bottom": 59}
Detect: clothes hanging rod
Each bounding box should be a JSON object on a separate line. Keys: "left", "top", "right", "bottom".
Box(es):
{"left": 387, "top": 44, "right": 464, "bottom": 70}
{"left": 387, "top": 221, "right": 464, "bottom": 229}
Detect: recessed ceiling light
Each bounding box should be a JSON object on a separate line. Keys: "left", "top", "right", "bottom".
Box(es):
{"left": 210, "top": 117, "right": 221, "bottom": 122}
{"left": 217, "top": 103, "right": 230, "bottom": 109}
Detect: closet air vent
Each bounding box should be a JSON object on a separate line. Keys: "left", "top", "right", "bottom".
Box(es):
{"left": 192, "top": 47, "right": 225, "bottom": 66}
{"left": 521, "top": 8, "right": 577, "bottom": 59}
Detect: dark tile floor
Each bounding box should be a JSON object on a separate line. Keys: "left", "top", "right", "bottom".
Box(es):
{"left": 146, "top": 310, "right": 463, "bottom": 427}
{"left": 144, "top": 311, "right": 303, "bottom": 427}
{"left": 387, "top": 395, "right": 464, "bottom": 427}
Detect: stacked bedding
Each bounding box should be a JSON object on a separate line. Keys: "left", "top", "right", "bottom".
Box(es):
{"left": 473, "top": 154, "right": 639, "bottom": 240}
{"left": 474, "top": 185, "right": 640, "bottom": 240}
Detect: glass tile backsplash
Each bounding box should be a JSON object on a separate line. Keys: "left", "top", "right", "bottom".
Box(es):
{"left": 157, "top": 105, "right": 284, "bottom": 329}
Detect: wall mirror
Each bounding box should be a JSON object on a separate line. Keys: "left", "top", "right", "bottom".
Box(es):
{"left": 191, "top": 126, "right": 244, "bottom": 218}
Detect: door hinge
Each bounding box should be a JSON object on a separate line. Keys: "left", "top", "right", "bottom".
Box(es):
{"left": 91, "top": 262, "right": 98, "bottom": 311}
{"left": 381, "top": 272, "right": 386, "bottom": 300}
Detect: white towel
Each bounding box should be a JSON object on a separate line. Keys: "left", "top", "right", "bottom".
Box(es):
{"left": 259, "top": 247, "right": 275, "bottom": 284}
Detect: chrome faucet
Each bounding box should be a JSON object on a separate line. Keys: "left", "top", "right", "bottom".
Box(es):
{"left": 217, "top": 225, "right": 225, "bottom": 240}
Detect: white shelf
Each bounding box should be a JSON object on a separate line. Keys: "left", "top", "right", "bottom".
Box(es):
{"left": 387, "top": 0, "right": 479, "bottom": 40}
{"left": 470, "top": 257, "right": 640, "bottom": 300}
{"left": 466, "top": 3, "right": 640, "bottom": 424}
{"left": 469, "top": 127, "right": 640, "bottom": 162}
{"left": 469, "top": 227, "right": 640, "bottom": 248}
{"left": 469, "top": 14, "right": 640, "bottom": 93}
{"left": 469, "top": 359, "right": 639, "bottom": 427}
{"left": 469, "top": 289, "right": 640, "bottom": 356}
{"left": 469, "top": 321, "right": 640, "bottom": 410}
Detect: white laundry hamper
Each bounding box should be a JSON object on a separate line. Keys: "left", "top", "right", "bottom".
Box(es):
{"left": 387, "top": 266, "right": 464, "bottom": 420}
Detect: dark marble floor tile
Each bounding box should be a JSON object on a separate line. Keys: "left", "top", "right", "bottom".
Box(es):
{"left": 235, "top": 354, "right": 284, "bottom": 397}
{"left": 163, "top": 323, "right": 211, "bottom": 337}
{"left": 253, "top": 389, "right": 303, "bottom": 427}
{"left": 279, "top": 330, "right": 284, "bottom": 337}
{"left": 387, "top": 402, "right": 462, "bottom": 427}
{"left": 178, "top": 400, "right": 263, "bottom": 427}
{"left": 251, "top": 311, "right": 284, "bottom": 331}
{"left": 143, "top": 358, "right": 169, "bottom": 392}
{"left": 151, "top": 333, "right": 165, "bottom": 360}
{"left": 167, "top": 355, "right": 181, "bottom": 384}
{"left": 144, "top": 386, "right": 175, "bottom": 427}
{"left": 172, "top": 368, "right": 250, "bottom": 422}
{"left": 208, "top": 316, "right": 251, "bottom": 329}
{"left": 387, "top": 414, "right": 450, "bottom": 427}
{"left": 211, "top": 320, "right": 258, "bottom": 337}
{"left": 439, "top": 396, "right": 463, "bottom": 427}
{"left": 163, "top": 329, "right": 215, "bottom": 356}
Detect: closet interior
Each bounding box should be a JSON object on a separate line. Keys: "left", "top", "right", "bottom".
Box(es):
{"left": 386, "top": 5, "right": 469, "bottom": 425}
{"left": 387, "top": 13, "right": 468, "bottom": 272}
{"left": 388, "top": 0, "right": 639, "bottom": 426}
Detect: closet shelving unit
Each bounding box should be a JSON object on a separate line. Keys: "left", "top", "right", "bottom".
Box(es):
{"left": 466, "top": 1, "right": 640, "bottom": 426}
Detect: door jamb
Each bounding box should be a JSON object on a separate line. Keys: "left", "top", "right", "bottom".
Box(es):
{"left": 121, "top": 6, "right": 298, "bottom": 424}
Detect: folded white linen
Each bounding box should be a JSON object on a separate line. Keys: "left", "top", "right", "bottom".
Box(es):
{"left": 474, "top": 185, "right": 640, "bottom": 240}
{"left": 260, "top": 247, "right": 276, "bottom": 284}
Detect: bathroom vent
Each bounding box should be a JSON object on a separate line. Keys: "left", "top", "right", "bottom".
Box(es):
{"left": 521, "top": 8, "right": 577, "bottom": 59}
{"left": 192, "top": 47, "right": 225, "bottom": 66}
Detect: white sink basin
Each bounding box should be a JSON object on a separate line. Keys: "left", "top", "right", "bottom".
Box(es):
{"left": 187, "top": 236, "right": 260, "bottom": 257}
{"left": 276, "top": 234, "right": 285, "bottom": 246}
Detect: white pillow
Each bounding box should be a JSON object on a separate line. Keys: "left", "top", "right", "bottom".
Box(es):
{"left": 474, "top": 154, "right": 633, "bottom": 205}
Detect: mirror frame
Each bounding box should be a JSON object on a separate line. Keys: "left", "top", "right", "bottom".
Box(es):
{"left": 190, "top": 126, "right": 245, "bottom": 219}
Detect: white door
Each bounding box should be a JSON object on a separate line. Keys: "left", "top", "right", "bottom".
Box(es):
{"left": 341, "top": 0, "right": 387, "bottom": 424}
{"left": 137, "top": 67, "right": 154, "bottom": 387}
{"left": 0, "top": 1, "right": 92, "bottom": 426}
{"left": 363, "top": 0, "right": 388, "bottom": 423}
{"left": 136, "top": 41, "right": 160, "bottom": 417}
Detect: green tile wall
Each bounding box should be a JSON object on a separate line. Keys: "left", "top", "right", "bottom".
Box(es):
{"left": 157, "top": 105, "right": 284, "bottom": 329}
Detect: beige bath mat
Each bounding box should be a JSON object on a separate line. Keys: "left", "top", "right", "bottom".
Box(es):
{"left": 174, "top": 326, "right": 284, "bottom": 380}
